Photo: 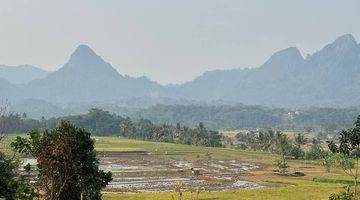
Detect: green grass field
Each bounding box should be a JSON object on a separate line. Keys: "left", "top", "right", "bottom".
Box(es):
{"left": 103, "top": 180, "right": 344, "bottom": 200}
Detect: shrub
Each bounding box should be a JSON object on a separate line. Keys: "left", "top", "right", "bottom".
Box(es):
{"left": 329, "top": 187, "right": 353, "bottom": 200}
{"left": 290, "top": 146, "right": 305, "bottom": 159}
{"left": 306, "top": 147, "right": 327, "bottom": 160}
{"left": 275, "top": 158, "right": 289, "bottom": 174}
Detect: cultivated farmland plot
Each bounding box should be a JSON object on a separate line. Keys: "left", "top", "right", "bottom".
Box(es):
{"left": 98, "top": 150, "right": 260, "bottom": 192}
{"left": 7, "top": 136, "right": 351, "bottom": 199}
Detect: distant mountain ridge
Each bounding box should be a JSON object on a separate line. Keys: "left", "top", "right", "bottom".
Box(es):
{"left": 170, "top": 34, "right": 360, "bottom": 107}
{"left": 1, "top": 34, "right": 360, "bottom": 112}
{"left": 15, "top": 45, "right": 163, "bottom": 104}
{"left": 0, "top": 65, "right": 49, "bottom": 84}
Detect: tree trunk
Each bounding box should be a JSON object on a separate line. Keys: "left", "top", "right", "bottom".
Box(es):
{"left": 355, "top": 156, "right": 359, "bottom": 198}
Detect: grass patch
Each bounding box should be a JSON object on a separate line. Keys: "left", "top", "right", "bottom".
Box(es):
{"left": 314, "top": 177, "right": 358, "bottom": 185}
{"left": 103, "top": 179, "right": 344, "bottom": 200}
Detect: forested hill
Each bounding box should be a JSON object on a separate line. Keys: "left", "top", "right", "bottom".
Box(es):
{"left": 132, "top": 104, "right": 360, "bottom": 132}
{"left": 3, "top": 105, "right": 358, "bottom": 134}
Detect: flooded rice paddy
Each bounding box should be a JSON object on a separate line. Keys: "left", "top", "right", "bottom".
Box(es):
{"left": 98, "top": 151, "right": 261, "bottom": 192}
{"left": 22, "top": 151, "right": 262, "bottom": 193}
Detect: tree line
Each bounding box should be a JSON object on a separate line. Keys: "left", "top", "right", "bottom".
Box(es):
{"left": 133, "top": 104, "right": 359, "bottom": 132}
{"left": 1, "top": 108, "right": 222, "bottom": 148}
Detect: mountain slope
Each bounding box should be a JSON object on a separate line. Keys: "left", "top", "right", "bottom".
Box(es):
{"left": 1, "top": 34, "right": 360, "bottom": 109}
{"left": 0, "top": 65, "right": 49, "bottom": 84}
{"left": 169, "top": 34, "right": 360, "bottom": 107}
{"left": 0, "top": 78, "right": 19, "bottom": 100}
{"left": 22, "top": 45, "right": 162, "bottom": 103}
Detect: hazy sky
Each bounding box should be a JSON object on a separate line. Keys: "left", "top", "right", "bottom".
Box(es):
{"left": 0, "top": 0, "right": 360, "bottom": 85}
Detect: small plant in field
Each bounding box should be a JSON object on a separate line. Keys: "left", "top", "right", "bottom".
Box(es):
{"left": 275, "top": 132, "right": 291, "bottom": 174}
{"left": 323, "top": 152, "right": 335, "bottom": 173}
{"left": 205, "top": 151, "right": 212, "bottom": 160}
{"left": 275, "top": 158, "right": 289, "bottom": 174}
{"left": 174, "top": 181, "right": 183, "bottom": 200}
{"left": 235, "top": 143, "right": 247, "bottom": 150}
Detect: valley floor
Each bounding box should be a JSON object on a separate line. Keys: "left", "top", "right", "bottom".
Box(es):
{"left": 1, "top": 135, "right": 349, "bottom": 199}
{"left": 93, "top": 137, "right": 347, "bottom": 200}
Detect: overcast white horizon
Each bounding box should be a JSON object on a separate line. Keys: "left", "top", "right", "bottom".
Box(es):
{"left": 0, "top": 0, "right": 359, "bottom": 85}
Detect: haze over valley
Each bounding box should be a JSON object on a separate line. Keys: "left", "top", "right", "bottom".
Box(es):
{"left": 1, "top": 34, "right": 360, "bottom": 119}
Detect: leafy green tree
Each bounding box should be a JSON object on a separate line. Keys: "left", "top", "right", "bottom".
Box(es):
{"left": 11, "top": 121, "right": 112, "bottom": 200}
{"left": 306, "top": 138, "right": 327, "bottom": 160}
{"left": 323, "top": 152, "right": 335, "bottom": 173}
{"left": 290, "top": 133, "right": 307, "bottom": 159}
{"left": 258, "top": 130, "right": 277, "bottom": 151}
{"left": 245, "top": 132, "right": 258, "bottom": 150}
{"left": 290, "top": 146, "right": 305, "bottom": 160}
{"left": 275, "top": 132, "right": 292, "bottom": 173}
{"left": 328, "top": 115, "right": 360, "bottom": 198}
{"left": 294, "top": 133, "right": 307, "bottom": 148}
{"left": 194, "top": 122, "right": 206, "bottom": 146}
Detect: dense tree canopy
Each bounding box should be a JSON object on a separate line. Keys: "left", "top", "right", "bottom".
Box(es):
{"left": 1, "top": 109, "right": 223, "bottom": 148}
{"left": 134, "top": 105, "right": 359, "bottom": 132}
{"left": 2, "top": 105, "right": 359, "bottom": 134}
{"left": 11, "top": 121, "right": 112, "bottom": 200}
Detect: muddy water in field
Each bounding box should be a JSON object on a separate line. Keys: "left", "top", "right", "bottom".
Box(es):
{"left": 99, "top": 152, "right": 261, "bottom": 192}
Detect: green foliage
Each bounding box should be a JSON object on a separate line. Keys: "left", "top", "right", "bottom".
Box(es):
{"left": 306, "top": 146, "right": 327, "bottom": 160}
{"left": 243, "top": 130, "right": 306, "bottom": 161}
{"left": 11, "top": 121, "right": 112, "bottom": 200}
{"left": 3, "top": 105, "right": 360, "bottom": 134}
{"left": 335, "top": 154, "right": 356, "bottom": 174}
{"left": 289, "top": 133, "right": 307, "bottom": 160}
{"left": 329, "top": 187, "right": 353, "bottom": 200}
{"left": 323, "top": 152, "right": 335, "bottom": 172}
{"left": 306, "top": 137, "right": 330, "bottom": 160}
{"left": 275, "top": 158, "right": 289, "bottom": 174}
{"left": 294, "top": 133, "right": 307, "bottom": 147}
{"left": 0, "top": 113, "right": 41, "bottom": 134}
{"left": 328, "top": 115, "right": 360, "bottom": 199}
{"left": 314, "top": 178, "right": 359, "bottom": 185}
{"left": 61, "top": 108, "right": 122, "bottom": 135}
{"left": 2, "top": 108, "right": 223, "bottom": 148}
{"left": 244, "top": 130, "right": 277, "bottom": 151}
{"left": 118, "top": 115, "right": 222, "bottom": 147}
{"left": 290, "top": 146, "right": 305, "bottom": 159}
{"left": 235, "top": 143, "right": 247, "bottom": 150}
{"left": 0, "top": 137, "right": 35, "bottom": 200}
{"left": 134, "top": 104, "right": 359, "bottom": 131}
{"left": 275, "top": 132, "right": 292, "bottom": 157}
{"left": 275, "top": 132, "right": 292, "bottom": 173}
